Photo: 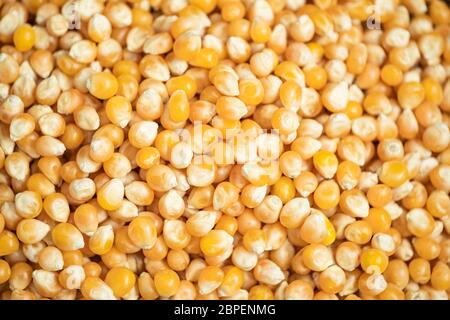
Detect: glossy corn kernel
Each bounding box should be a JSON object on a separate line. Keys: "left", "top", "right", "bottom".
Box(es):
{"left": 304, "top": 65, "right": 327, "bottom": 90}
{"left": 302, "top": 244, "right": 334, "bottom": 272}
{"left": 154, "top": 269, "right": 180, "bottom": 297}
{"left": 128, "top": 216, "right": 157, "bottom": 250}
{"left": 81, "top": 276, "right": 116, "bottom": 300}
{"left": 198, "top": 266, "right": 224, "bottom": 295}
{"left": 313, "top": 150, "right": 338, "bottom": 179}
{"left": 367, "top": 184, "right": 393, "bottom": 208}
{"left": 361, "top": 248, "right": 389, "bottom": 274}
{"left": 249, "top": 285, "right": 274, "bottom": 300}
{"left": 13, "top": 24, "right": 36, "bottom": 52}
{"left": 146, "top": 164, "right": 177, "bottom": 192}
{"left": 379, "top": 160, "right": 409, "bottom": 188}
{"left": 0, "top": 259, "right": 11, "bottom": 284}
{"left": 279, "top": 80, "right": 302, "bottom": 111}
{"left": 0, "top": 231, "right": 20, "bottom": 257}
{"left": 345, "top": 220, "right": 373, "bottom": 245}
{"left": 97, "top": 179, "right": 125, "bottom": 211}
{"left": 271, "top": 177, "right": 295, "bottom": 204}
{"left": 300, "top": 210, "right": 335, "bottom": 245}
{"left": 105, "top": 96, "right": 132, "bottom": 128}
{"left": 16, "top": 219, "right": 50, "bottom": 244}
{"left": 313, "top": 180, "right": 340, "bottom": 210}
{"left": 430, "top": 262, "right": 450, "bottom": 291}
{"left": 89, "top": 226, "right": 114, "bottom": 255}
{"left": 190, "top": 48, "right": 219, "bottom": 69}
{"left": 397, "top": 82, "right": 425, "bottom": 110}
{"left": 136, "top": 147, "right": 160, "bottom": 170}
{"left": 250, "top": 19, "right": 271, "bottom": 43}
{"left": 87, "top": 72, "right": 119, "bottom": 100}
{"left": 409, "top": 258, "right": 431, "bottom": 284}
{"left": 51, "top": 223, "right": 84, "bottom": 251}
{"left": 218, "top": 266, "right": 243, "bottom": 297}
{"left": 105, "top": 267, "right": 136, "bottom": 298}
{"left": 319, "top": 265, "right": 346, "bottom": 294}
{"left": 168, "top": 90, "right": 190, "bottom": 122}
{"left": 200, "top": 230, "right": 233, "bottom": 257}
{"left": 381, "top": 64, "right": 403, "bottom": 86}
{"left": 166, "top": 75, "right": 197, "bottom": 99}
{"left": 366, "top": 208, "right": 392, "bottom": 233}
{"left": 43, "top": 193, "right": 70, "bottom": 223}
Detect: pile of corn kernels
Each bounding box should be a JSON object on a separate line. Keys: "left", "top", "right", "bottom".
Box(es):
{"left": 0, "top": 0, "right": 449, "bottom": 300}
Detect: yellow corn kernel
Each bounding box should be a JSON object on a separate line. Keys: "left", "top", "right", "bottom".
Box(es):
{"left": 168, "top": 90, "right": 190, "bottom": 122}
{"left": 200, "top": 230, "right": 233, "bottom": 257}
{"left": 322, "top": 215, "right": 336, "bottom": 246}
{"left": 97, "top": 179, "right": 125, "bottom": 211}
{"left": 397, "top": 82, "right": 425, "bottom": 109}
{"left": 361, "top": 248, "right": 389, "bottom": 274}
{"left": 243, "top": 229, "right": 266, "bottom": 255}
{"left": 380, "top": 64, "right": 403, "bottom": 86}
{"left": 279, "top": 80, "right": 302, "bottom": 111}
{"left": 304, "top": 64, "right": 327, "bottom": 90}
{"left": 0, "top": 259, "right": 11, "bottom": 284}
{"left": 271, "top": 108, "right": 300, "bottom": 135}
{"left": 218, "top": 266, "right": 243, "bottom": 297}
{"left": 105, "top": 267, "right": 136, "bottom": 298}
{"left": 13, "top": 24, "right": 36, "bottom": 52}
{"left": 51, "top": 223, "right": 84, "bottom": 251}
{"left": 166, "top": 75, "right": 197, "bottom": 99}
{"left": 198, "top": 266, "right": 224, "bottom": 295}
{"left": 238, "top": 79, "right": 264, "bottom": 106}
{"left": 88, "top": 72, "right": 119, "bottom": 100}
{"left": 344, "top": 220, "right": 373, "bottom": 245}
{"left": 0, "top": 231, "right": 20, "bottom": 256}
{"left": 190, "top": 0, "right": 217, "bottom": 13}
{"left": 365, "top": 208, "right": 392, "bottom": 233}
{"left": 190, "top": 48, "right": 219, "bottom": 69}
{"left": 173, "top": 33, "right": 201, "bottom": 61}
{"left": 379, "top": 160, "right": 409, "bottom": 188}
{"left": 105, "top": 96, "right": 132, "bottom": 128}
{"left": 81, "top": 276, "right": 116, "bottom": 300}
{"left": 271, "top": 176, "right": 295, "bottom": 204}
{"left": 154, "top": 269, "right": 180, "bottom": 297}
{"left": 344, "top": 101, "right": 363, "bottom": 120}
{"left": 249, "top": 285, "right": 274, "bottom": 300}
{"left": 16, "top": 219, "right": 50, "bottom": 244}
{"left": 128, "top": 216, "right": 157, "bottom": 250}
{"left": 89, "top": 226, "right": 114, "bottom": 255}
{"left": 250, "top": 19, "right": 271, "bottom": 43}
{"left": 313, "top": 180, "right": 340, "bottom": 210}
{"left": 313, "top": 150, "right": 338, "bottom": 179}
